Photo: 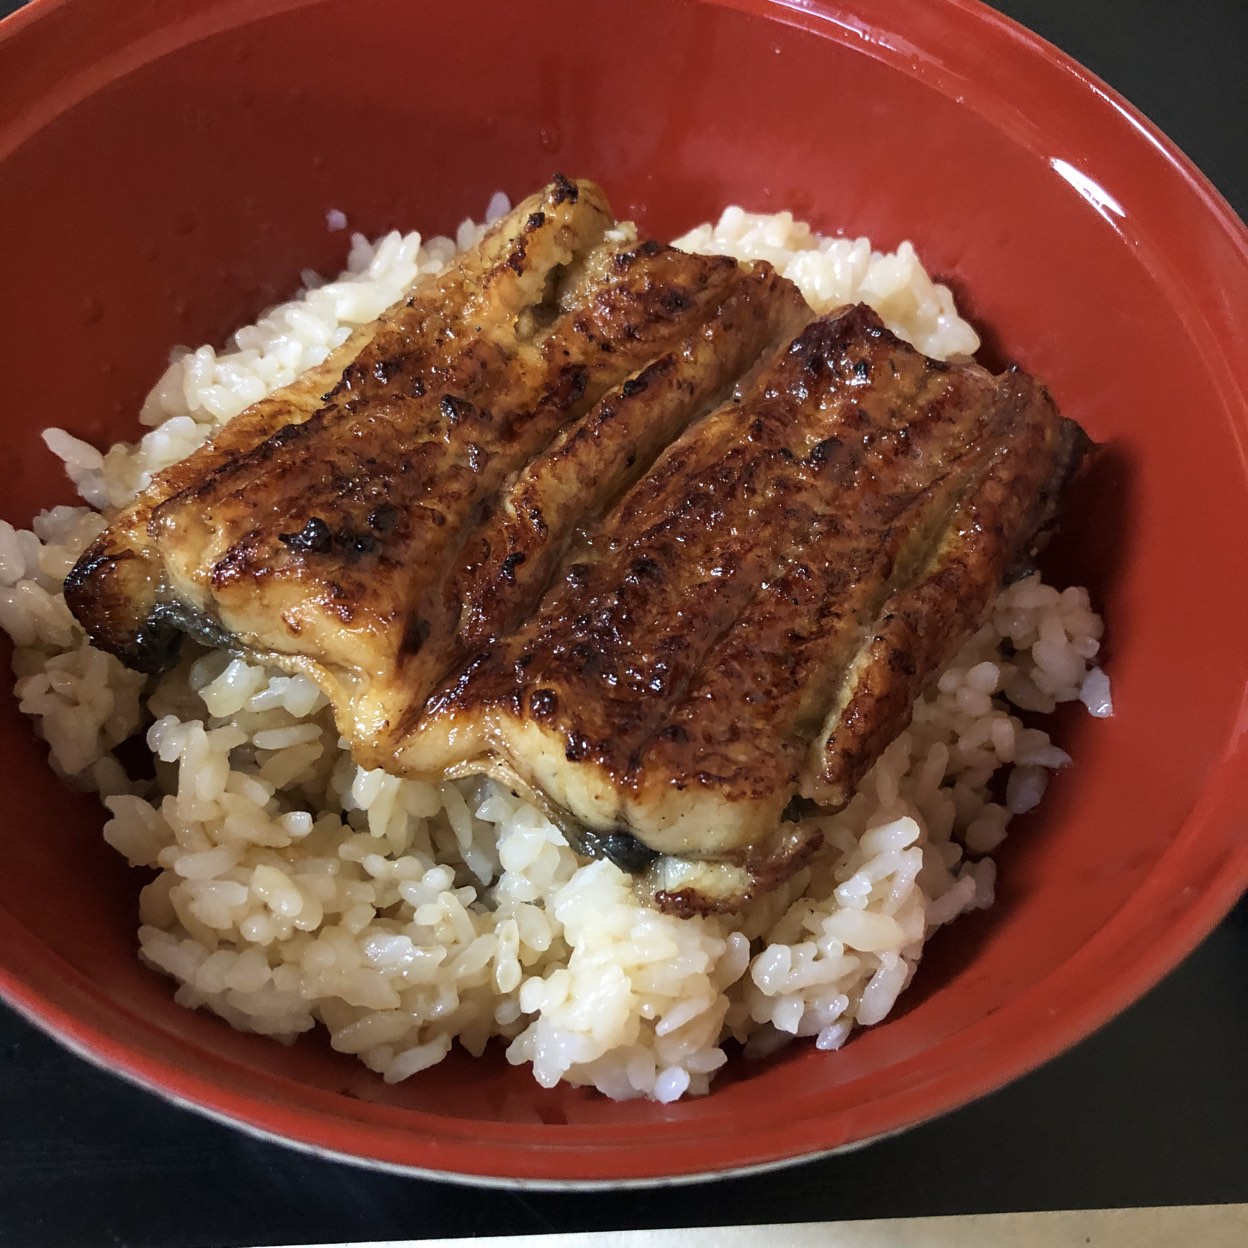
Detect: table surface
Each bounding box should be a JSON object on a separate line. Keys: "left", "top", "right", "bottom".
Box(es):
{"left": 1, "top": 2, "right": 1245, "bottom": 1246}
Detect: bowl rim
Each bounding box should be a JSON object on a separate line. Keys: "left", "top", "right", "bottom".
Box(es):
{"left": 0, "top": 0, "right": 1246, "bottom": 1185}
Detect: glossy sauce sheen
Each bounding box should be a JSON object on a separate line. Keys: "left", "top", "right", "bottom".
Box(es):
{"left": 65, "top": 177, "right": 1090, "bottom": 913}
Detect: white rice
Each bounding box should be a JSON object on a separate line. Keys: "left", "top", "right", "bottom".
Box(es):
{"left": 0, "top": 197, "right": 1108, "bottom": 1100}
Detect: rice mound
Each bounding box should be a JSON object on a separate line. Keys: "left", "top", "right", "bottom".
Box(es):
{"left": 0, "top": 198, "right": 1111, "bottom": 1101}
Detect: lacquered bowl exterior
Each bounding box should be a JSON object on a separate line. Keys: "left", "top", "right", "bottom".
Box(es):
{"left": 1, "top": 0, "right": 1245, "bottom": 1183}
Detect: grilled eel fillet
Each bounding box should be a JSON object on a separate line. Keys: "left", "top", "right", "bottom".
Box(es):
{"left": 66, "top": 177, "right": 1091, "bottom": 915}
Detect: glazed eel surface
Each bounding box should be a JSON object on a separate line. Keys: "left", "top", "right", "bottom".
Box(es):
{"left": 66, "top": 177, "right": 1091, "bottom": 913}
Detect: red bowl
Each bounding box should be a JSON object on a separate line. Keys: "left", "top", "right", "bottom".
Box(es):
{"left": 1, "top": 0, "right": 1245, "bottom": 1184}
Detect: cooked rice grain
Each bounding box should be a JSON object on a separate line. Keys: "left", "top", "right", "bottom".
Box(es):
{"left": 0, "top": 198, "right": 1108, "bottom": 1100}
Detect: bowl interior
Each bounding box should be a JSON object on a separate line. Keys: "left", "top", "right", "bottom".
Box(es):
{"left": 1, "top": 0, "right": 1246, "bottom": 1181}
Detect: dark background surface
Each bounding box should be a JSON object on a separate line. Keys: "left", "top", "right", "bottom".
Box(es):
{"left": 1, "top": 2, "right": 1245, "bottom": 1246}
